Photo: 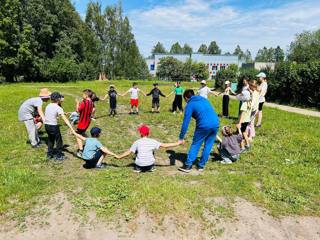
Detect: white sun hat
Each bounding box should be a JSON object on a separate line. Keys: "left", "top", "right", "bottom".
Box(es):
{"left": 225, "top": 80, "right": 230, "bottom": 85}
{"left": 200, "top": 80, "right": 206, "bottom": 84}
{"left": 256, "top": 72, "right": 266, "bottom": 78}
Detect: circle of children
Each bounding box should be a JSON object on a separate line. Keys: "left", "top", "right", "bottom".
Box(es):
{"left": 18, "top": 72, "right": 268, "bottom": 173}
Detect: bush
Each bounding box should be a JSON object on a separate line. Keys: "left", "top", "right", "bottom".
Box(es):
{"left": 267, "top": 61, "right": 320, "bottom": 108}
{"left": 215, "top": 64, "right": 238, "bottom": 88}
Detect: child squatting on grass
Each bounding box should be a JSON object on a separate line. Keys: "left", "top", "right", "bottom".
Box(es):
{"left": 117, "top": 124, "right": 184, "bottom": 173}
{"left": 72, "top": 127, "right": 118, "bottom": 169}
{"left": 216, "top": 125, "right": 243, "bottom": 164}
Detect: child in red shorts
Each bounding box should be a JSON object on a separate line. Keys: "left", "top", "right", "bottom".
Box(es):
{"left": 75, "top": 89, "right": 94, "bottom": 157}
{"left": 121, "top": 82, "right": 146, "bottom": 114}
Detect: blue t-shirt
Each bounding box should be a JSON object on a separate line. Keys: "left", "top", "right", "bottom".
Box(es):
{"left": 82, "top": 138, "right": 103, "bottom": 160}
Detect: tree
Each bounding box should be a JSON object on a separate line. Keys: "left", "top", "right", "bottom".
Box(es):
{"left": 244, "top": 49, "right": 253, "bottom": 63}
{"left": 288, "top": 29, "right": 320, "bottom": 63}
{"left": 233, "top": 45, "right": 245, "bottom": 59}
{"left": 215, "top": 64, "right": 238, "bottom": 88}
{"left": 157, "top": 56, "right": 184, "bottom": 81}
{"left": 151, "top": 42, "right": 166, "bottom": 56}
{"left": 198, "top": 44, "right": 207, "bottom": 54}
{"left": 182, "top": 43, "right": 193, "bottom": 55}
{"left": 255, "top": 47, "right": 275, "bottom": 62}
{"left": 170, "top": 42, "right": 183, "bottom": 54}
{"left": 224, "top": 52, "right": 232, "bottom": 56}
{"left": 207, "top": 41, "right": 221, "bottom": 54}
{"left": 274, "top": 46, "right": 284, "bottom": 62}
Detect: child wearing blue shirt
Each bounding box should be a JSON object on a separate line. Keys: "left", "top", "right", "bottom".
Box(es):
{"left": 73, "top": 127, "right": 117, "bottom": 169}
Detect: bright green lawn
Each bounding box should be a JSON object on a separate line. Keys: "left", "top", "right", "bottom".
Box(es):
{"left": 0, "top": 80, "right": 319, "bottom": 223}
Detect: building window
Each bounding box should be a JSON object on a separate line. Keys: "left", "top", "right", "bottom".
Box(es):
{"left": 220, "top": 65, "right": 226, "bottom": 70}
{"left": 212, "top": 65, "right": 217, "bottom": 70}
{"left": 150, "top": 64, "right": 155, "bottom": 71}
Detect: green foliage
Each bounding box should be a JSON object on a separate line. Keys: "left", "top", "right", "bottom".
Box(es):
{"left": 197, "top": 44, "right": 208, "bottom": 54}
{"left": 208, "top": 41, "right": 221, "bottom": 54}
{"left": 288, "top": 29, "right": 320, "bottom": 63}
{"left": 215, "top": 64, "right": 239, "bottom": 88}
{"left": 157, "top": 57, "right": 209, "bottom": 81}
{"left": 267, "top": 61, "right": 320, "bottom": 108}
{"left": 170, "top": 42, "right": 183, "bottom": 54}
{"left": 182, "top": 43, "right": 193, "bottom": 55}
{"left": 233, "top": 45, "right": 244, "bottom": 59}
{"left": 255, "top": 46, "right": 284, "bottom": 62}
{"left": 151, "top": 42, "right": 167, "bottom": 56}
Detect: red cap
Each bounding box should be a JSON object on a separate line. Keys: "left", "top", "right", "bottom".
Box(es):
{"left": 138, "top": 124, "right": 150, "bottom": 137}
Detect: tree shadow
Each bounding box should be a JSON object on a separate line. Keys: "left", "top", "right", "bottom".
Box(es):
{"left": 166, "top": 150, "right": 187, "bottom": 166}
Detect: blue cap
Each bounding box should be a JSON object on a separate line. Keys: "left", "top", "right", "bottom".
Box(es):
{"left": 90, "top": 127, "right": 101, "bottom": 136}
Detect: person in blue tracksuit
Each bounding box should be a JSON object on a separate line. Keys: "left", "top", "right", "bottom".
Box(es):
{"left": 178, "top": 89, "right": 220, "bottom": 173}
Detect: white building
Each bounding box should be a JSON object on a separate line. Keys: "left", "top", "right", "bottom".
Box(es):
{"left": 146, "top": 53, "right": 243, "bottom": 79}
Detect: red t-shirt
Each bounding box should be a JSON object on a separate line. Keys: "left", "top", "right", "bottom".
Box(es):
{"left": 77, "top": 99, "right": 94, "bottom": 130}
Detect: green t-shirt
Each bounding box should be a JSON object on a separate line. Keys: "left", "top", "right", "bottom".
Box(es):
{"left": 174, "top": 86, "right": 184, "bottom": 95}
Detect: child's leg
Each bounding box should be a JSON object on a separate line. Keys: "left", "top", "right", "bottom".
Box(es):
{"left": 96, "top": 152, "right": 106, "bottom": 166}
{"left": 257, "top": 110, "right": 263, "bottom": 126}
{"left": 55, "top": 126, "right": 63, "bottom": 157}
{"left": 45, "top": 125, "right": 55, "bottom": 157}
{"left": 24, "top": 119, "right": 39, "bottom": 146}
{"left": 243, "top": 131, "right": 250, "bottom": 147}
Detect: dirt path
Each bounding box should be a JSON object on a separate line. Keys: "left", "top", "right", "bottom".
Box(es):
{"left": 215, "top": 93, "right": 320, "bottom": 118}
{"left": 1, "top": 193, "right": 319, "bottom": 240}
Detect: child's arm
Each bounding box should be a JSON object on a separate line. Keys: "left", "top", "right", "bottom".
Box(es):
{"left": 101, "top": 94, "right": 108, "bottom": 101}
{"left": 146, "top": 89, "right": 153, "bottom": 96}
{"left": 100, "top": 146, "right": 118, "bottom": 158}
{"left": 37, "top": 106, "right": 46, "bottom": 123}
{"left": 72, "top": 131, "right": 86, "bottom": 141}
{"left": 167, "top": 91, "right": 174, "bottom": 97}
{"left": 159, "top": 90, "right": 166, "bottom": 98}
{"left": 160, "top": 141, "right": 184, "bottom": 148}
{"left": 61, "top": 114, "right": 74, "bottom": 131}
{"left": 120, "top": 90, "right": 130, "bottom": 97}
{"left": 140, "top": 89, "right": 147, "bottom": 97}
{"left": 116, "top": 149, "right": 132, "bottom": 159}
{"left": 216, "top": 135, "right": 223, "bottom": 143}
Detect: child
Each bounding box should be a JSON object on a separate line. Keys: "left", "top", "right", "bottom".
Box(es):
{"left": 216, "top": 126, "right": 242, "bottom": 164}
{"left": 121, "top": 82, "right": 146, "bottom": 114}
{"left": 238, "top": 78, "right": 250, "bottom": 116}
{"left": 75, "top": 89, "right": 94, "bottom": 157}
{"left": 198, "top": 80, "right": 217, "bottom": 99}
{"left": 222, "top": 81, "right": 236, "bottom": 118}
{"left": 102, "top": 85, "right": 118, "bottom": 117}
{"left": 256, "top": 72, "right": 268, "bottom": 128}
{"left": 72, "top": 127, "right": 118, "bottom": 169}
{"left": 44, "top": 92, "right": 74, "bottom": 161}
{"left": 168, "top": 81, "right": 184, "bottom": 114}
{"left": 146, "top": 83, "right": 166, "bottom": 113}
{"left": 90, "top": 92, "right": 100, "bottom": 120}
{"left": 236, "top": 87, "right": 252, "bottom": 152}
{"left": 247, "top": 80, "right": 260, "bottom": 140}
{"left": 117, "top": 124, "right": 183, "bottom": 173}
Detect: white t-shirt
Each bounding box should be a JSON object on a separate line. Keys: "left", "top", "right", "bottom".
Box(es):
{"left": 44, "top": 103, "right": 64, "bottom": 125}
{"left": 259, "top": 82, "right": 268, "bottom": 103}
{"left": 130, "top": 138, "right": 161, "bottom": 166}
{"left": 129, "top": 88, "right": 140, "bottom": 99}
{"left": 198, "top": 86, "right": 212, "bottom": 99}
{"left": 251, "top": 90, "right": 260, "bottom": 112}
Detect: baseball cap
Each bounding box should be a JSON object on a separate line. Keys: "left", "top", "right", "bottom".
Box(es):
{"left": 201, "top": 80, "right": 206, "bottom": 84}
{"left": 90, "top": 127, "right": 101, "bottom": 136}
{"left": 138, "top": 124, "right": 150, "bottom": 137}
{"left": 256, "top": 72, "right": 266, "bottom": 78}
{"left": 50, "top": 92, "right": 62, "bottom": 101}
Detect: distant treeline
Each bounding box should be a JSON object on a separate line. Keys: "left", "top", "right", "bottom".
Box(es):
{"left": 0, "top": 0, "right": 148, "bottom": 82}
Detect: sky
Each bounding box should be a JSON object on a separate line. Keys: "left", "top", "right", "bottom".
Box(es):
{"left": 73, "top": 0, "right": 320, "bottom": 57}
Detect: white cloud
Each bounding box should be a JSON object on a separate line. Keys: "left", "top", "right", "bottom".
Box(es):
{"left": 128, "top": 0, "right": 320, "bottom": 57}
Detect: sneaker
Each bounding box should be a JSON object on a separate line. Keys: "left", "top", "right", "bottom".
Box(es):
{"left": 256, "top": 124, "right": 262, "bottom": 128}
{"left": 76, "top": 150, "right": 83, "bottom": 158}
{"left": 96, "top": 163, "right": 107, "bottom": 169}
{"left": 178, "top": 165, "right": 192, "bottom": 173}
{"left": 245, "top": 145, "right": 251, "bottom": 151}
{"left": 148, "top": 166, "right": 156, "bottom": 172}
{"left": 240, "top": 147, "right": 248, "bottom": 153}
{"left": 197, "top": 167, "right": 204, "bottom": 172}
{"left": 133, "top": 168, "right": 142, "bottom": 173}
{"left": 54, "top": 155, "right": 66, "bottom": 161}
{"left": 220, "top": 159, "right": 233, "bottom": 164}
{"left": 32, "top": 144, "right": 41, "bottom": 149}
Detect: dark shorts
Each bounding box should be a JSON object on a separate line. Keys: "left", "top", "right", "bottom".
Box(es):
{"left": 83, "top": 150, "right": 103, "bottom": 169}
{"left": 76, "top": 128, "right": 87, "bottom": 135}
{"left": 258, "top": 102, "right": 264, "bottom": 111}
{"left": 135, "top": 164, "right": 154, "bottom": 172}
{"left": 152, "top": 98, "right": 160, "bottom": 108}
{"left": 241, "top": 122, "right": 249, "bottom": 133}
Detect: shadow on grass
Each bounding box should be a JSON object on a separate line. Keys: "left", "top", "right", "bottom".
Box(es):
{"left": 166, "top": 150, "right": 187, "bottom": 166}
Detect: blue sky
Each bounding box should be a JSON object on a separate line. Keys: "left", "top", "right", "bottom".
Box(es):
{"left": 74, "top": 0, "right": 320, "bottom": 57}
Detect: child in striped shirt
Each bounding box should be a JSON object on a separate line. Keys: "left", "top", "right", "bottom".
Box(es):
{"left": 117, "top": 124, "right": 183, "bottom": 173}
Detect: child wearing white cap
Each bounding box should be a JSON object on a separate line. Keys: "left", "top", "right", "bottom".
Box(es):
{"left": 222, "top": 80, "right": 236, "bottom": 118}
{"left": 256, "top": 72, "right": 268, "bottom": 128}
{"left": 198, "top": 80, "right": 217, "bottom": 99}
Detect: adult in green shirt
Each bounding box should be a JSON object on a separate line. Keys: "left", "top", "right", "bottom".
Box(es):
{"left": 168, "top": 81, "right": 184, "bottom": 114}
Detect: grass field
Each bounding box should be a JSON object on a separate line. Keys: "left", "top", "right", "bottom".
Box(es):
{"left": 0, "top": 80, "right": 319, "bottom": 226}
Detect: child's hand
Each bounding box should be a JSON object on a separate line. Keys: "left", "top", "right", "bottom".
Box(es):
{"left": 178, "top": 139, "right": 185, "bottom": 145}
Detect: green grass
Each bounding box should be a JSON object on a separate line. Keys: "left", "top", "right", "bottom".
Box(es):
{"left": 0, "top": 80, "right": 319, "bottom": 224}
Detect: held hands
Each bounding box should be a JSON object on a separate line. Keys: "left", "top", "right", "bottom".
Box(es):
{"left": 178, "top": 139, "right": 185, "bottom": 145}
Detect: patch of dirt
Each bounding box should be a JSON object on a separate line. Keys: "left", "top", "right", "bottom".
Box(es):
{"left": 1, "top": 194, "right": 319, "bottom": 240}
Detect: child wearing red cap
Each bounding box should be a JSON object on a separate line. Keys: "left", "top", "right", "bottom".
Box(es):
{"left": 117, "top": 124, "right": 183, "bottom": 173}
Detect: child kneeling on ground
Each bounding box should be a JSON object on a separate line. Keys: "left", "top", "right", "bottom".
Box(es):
{"left": 216, "top": 126, "right": 243, "bottom": 164}
{"left": 73, "top": 127, "right": 117, "bottom": 169}
{"left": 117, "top": 124, "right": 183, "bottom": 173}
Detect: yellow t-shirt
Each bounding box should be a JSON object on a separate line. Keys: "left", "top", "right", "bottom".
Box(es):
{"left": 240, "top": 101, "right": 252, "bottom": 123}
